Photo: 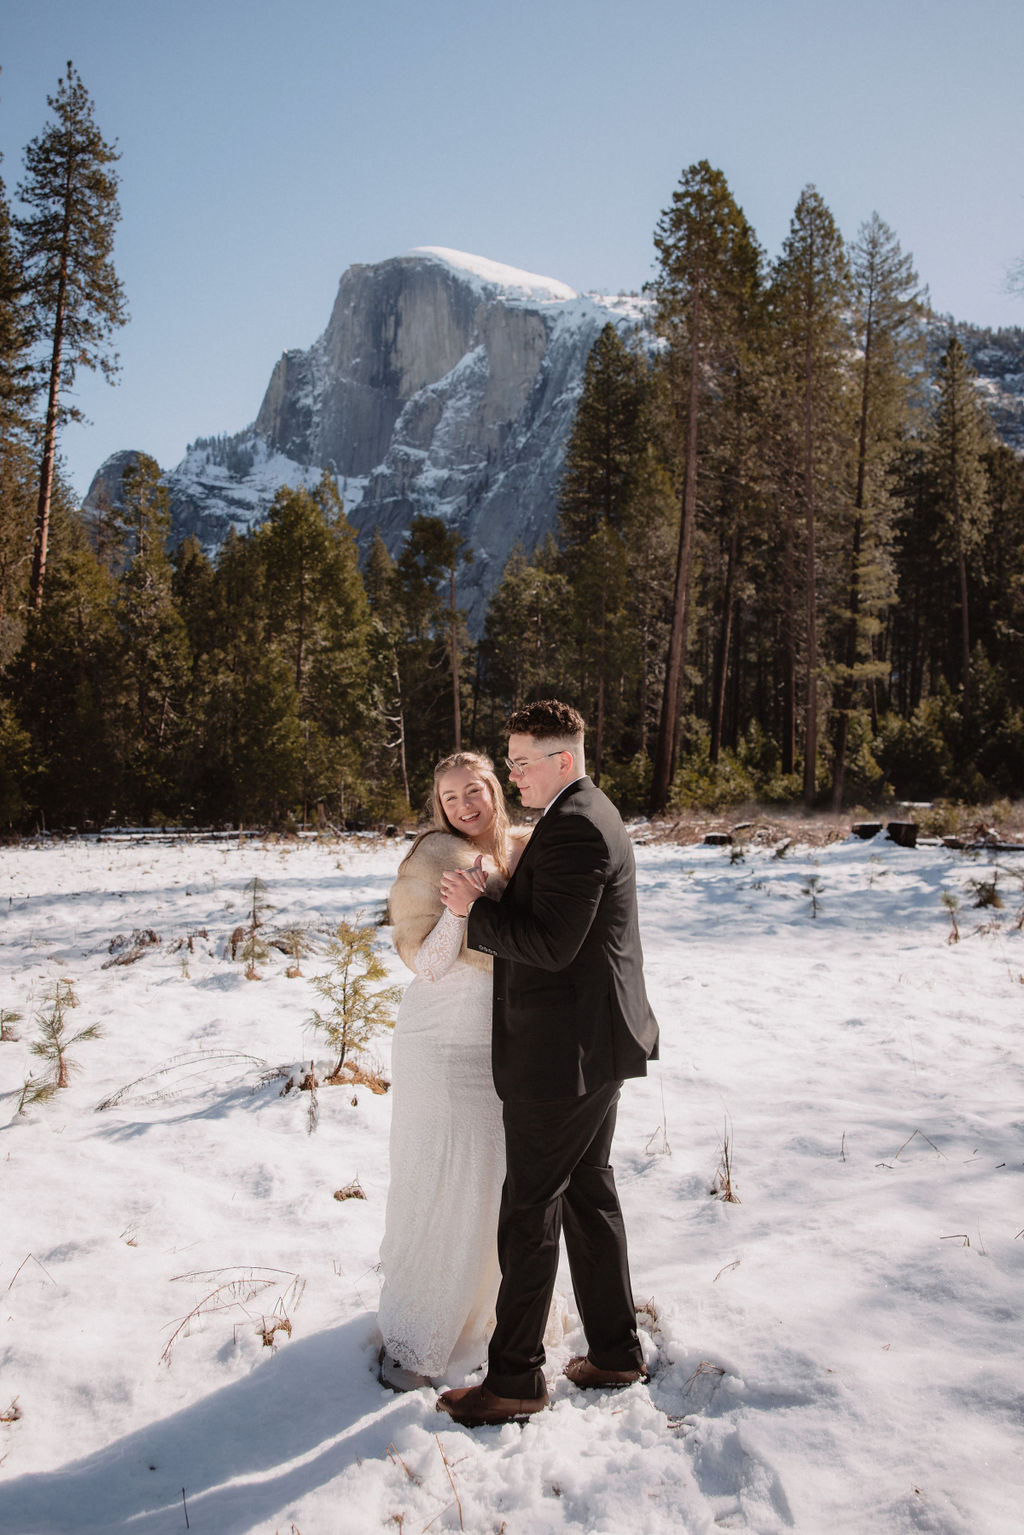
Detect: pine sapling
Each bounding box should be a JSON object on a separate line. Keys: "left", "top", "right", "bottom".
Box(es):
{"left": 941, "top": 889, "right": 961, "bottom": 943}
{"left": 307, "top": 920, "right": 402, "bottom": 1078}
{"left": 967, "top": 874, "right": 1003, "bottom": 910}
{"left": 801, "top": 872, "right": 823, "bottom": 918}
{"left": 278, "top": 925, "right": 309, "bottom": 978}
{"left": 0, "top": 1007, "right": 22, "bottom": 1042}
{"left": 240, "top": 876, "right": 271, "bottom": 979}
{"left": 20, "top": 980, "right": 102, "bottom": 1110}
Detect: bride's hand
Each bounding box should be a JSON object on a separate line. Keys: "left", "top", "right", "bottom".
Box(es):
{"left": 464, "top": 853, "right": 487, "bottom": 893}
{"left": 440, "top": 855, "right": 485, "bottom": 915}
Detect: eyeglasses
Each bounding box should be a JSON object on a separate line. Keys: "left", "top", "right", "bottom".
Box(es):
{"left": 504, "top": 750, "right": 567, "bottom": 776}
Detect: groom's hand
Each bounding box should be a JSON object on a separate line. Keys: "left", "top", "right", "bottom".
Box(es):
{"left": 441, "top": 856, "right": 485, "bottom": 917}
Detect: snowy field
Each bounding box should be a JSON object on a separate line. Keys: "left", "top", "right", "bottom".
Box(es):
{"left": 1, "top": 828, "right": 1022, "bottom": 1535}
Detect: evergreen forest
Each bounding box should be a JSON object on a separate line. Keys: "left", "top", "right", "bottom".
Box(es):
{"left": 3, "top": 74, "right": 1024, "bottom": 832}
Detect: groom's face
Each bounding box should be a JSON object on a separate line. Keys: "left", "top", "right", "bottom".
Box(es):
{"left": 506, "top": 732, "right": 569, "bottom": 810}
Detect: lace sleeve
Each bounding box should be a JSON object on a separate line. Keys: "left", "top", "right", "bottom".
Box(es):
{"left": 412, "top": 907, "right": 468, "bottom": 982}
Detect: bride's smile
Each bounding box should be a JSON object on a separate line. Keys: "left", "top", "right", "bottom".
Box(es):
{"left": 439, "top": 768, "right": 496, "bottom": 844}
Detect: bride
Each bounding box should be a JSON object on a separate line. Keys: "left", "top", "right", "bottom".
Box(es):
{"left": 377, "top": 750, "right": 528, "bottom": 1390}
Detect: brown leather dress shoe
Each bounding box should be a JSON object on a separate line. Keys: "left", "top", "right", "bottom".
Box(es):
{"left": 563, "top": 1354, "right": 648, "bottom": 1389}
{"left": 435, "top": 1383, "right": 549, "bottom": 1427}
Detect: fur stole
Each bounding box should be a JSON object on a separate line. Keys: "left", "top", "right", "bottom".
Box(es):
{"left": 388, "top": 827, "right": 531, "bottom": 974}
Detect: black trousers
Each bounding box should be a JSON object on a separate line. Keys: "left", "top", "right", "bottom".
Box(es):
{"left": 483, "top": 1078, "right": 643, "bottom": 1399}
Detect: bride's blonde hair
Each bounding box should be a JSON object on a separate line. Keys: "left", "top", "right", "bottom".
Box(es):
{"left": 430, "top": 750, "right": 512, "bottom": 877}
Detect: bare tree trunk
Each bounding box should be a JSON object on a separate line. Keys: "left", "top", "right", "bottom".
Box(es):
{"left": 954, "top": 504, "right": 971, "bottom": 722}
{"left": 802, "top": 328, "right": 818, "bottom": 807}
{"left": 449, "top": 566, "right": 461, "bottom": 750}
{"left": 831, "top": 308, "right": 873, "bottom": 811}
{"left": 781, "top": 493, "right": 797, "bottom": 776}
{"left": 30, "top": 186, "right": 72, "bottom": 615}
{"left": 31, "top": 308, "right": 66, "bottom": 614}
{"left": 710, "top": 520, "right": 739, "bottom": 763}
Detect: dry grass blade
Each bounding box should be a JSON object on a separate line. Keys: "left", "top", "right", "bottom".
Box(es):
{"left": 710, "top": 1124, "right": 740, "bottom": 1203}
{"left": 684, "top": 1361, "right": 726, "bottom": 1394}
{"left": 422, "top": 1436, "right": 464, "bottom": 1532}
{"left": 385, "top": 1442, "right": 421, "bottom": 1484}
{"left": 96, "top": 1050, "right": 268, "bottom": 1110}
{"left": 893, "top": 1128, "right": 945, "bottom": 1160}
{"left": 6, "top": 1253, "right": 57, "bottom": 1290}
{"left": 161, "top": 1266, "right": 303, "bottom": 1365}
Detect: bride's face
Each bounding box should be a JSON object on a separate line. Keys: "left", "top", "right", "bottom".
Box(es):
{"left": 438, "top": 766, "right": 496, "bottom": 841}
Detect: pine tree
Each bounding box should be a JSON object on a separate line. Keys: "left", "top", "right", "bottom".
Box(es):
{"left": 926, "top": 336, "right": 993, "bottom": 723}
{"left": 829, "top": 213, "right": 925, "bottom": 807}
{"left": 559, "top": 324, "right": 648, "bottom": 545}
{"left": 622, "top": 454, "right": 676, "bottom": 758}
{"left": 15, "top": 62, "right": 127, "bottom": 612}
{"left": 257, "top": 475, "right": 372, "bottom": 821}
{"left": 114, "top": 454, "right": 191, "bottom": 817}
{"left": 768, "top": 185, "right": 850, "bottom": 803}
{"left": 9, "top": 476, "right": 121, "bottom": 825}
{"left": 647, "top": 162, "right": 763, "bottom": 813}
{"left": 480, "top": 539, "right": 569, "bottom": 721}
{"left": 390, "top": 514, "right": 474, "bottom": 792}
{"left": 558, "top": 324, "right": 652, "bottom": 781}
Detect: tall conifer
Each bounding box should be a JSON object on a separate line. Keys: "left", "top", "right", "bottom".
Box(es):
{"left": 115, "top": 455, "right": 190, "bottom": 815}
{"left": 16, "top": 62, "right": 127, "bottom": 612}
{"left": 558, "top": 323, "right": 650, "bottom": 781}
{"left": 0, "top": 168, "right": 36, "bottom": 664}
{"left": 647, "top": 162, "right": 762, "bottom": 813}
{"left": 926, "top": 337, "right": 993, "bottom": 722}
{"left": 830, "top": 214, "right": 925, "bottom": 806}
{"left": 769, "top": 186, "right": 849, "bottom": 803}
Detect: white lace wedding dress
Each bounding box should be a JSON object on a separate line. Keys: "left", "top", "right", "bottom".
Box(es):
{"left": 378, "top": 850, "right": 506, "bottom": 1380}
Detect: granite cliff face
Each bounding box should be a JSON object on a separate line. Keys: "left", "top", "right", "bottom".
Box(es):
{"left": 128, "top": 249, "right": 645, "bottom": 632}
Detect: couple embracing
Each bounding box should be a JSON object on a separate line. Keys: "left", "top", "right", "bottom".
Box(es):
{"left": 378, "top": 699, "right": 660, "bottom": 1427}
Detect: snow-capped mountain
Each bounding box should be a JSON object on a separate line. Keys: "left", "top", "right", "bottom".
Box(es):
{"left": 91, "top": 249, "right": 646, "bottom": 633}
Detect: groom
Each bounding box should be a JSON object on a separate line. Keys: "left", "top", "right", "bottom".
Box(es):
{"left": 437, "top": 699, "right": 660, "bottom": 1427}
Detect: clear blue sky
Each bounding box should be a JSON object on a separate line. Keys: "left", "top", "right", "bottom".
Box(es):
{"left": 3, "top": 0, "right": 1023, "bottom": 497}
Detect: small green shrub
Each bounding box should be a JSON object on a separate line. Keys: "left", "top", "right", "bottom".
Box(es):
{"left": 876, "top": 700, "right": 955, "bottom": 801}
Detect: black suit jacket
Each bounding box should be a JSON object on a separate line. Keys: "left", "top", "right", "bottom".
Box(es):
{"left": 467, "top": 777, "right": 659, "bottom": 1101}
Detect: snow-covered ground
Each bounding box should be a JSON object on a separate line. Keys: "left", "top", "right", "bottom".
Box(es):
{"left": 1, "top": 829, "right": 1022, "bottom": 1535}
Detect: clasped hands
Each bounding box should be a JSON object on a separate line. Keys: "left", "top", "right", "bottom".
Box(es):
{"left": 440, "top": 854, "right": 487, "bottom": 918}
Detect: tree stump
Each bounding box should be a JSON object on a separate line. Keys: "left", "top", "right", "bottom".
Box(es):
{"left": 886, "top": 821, "right": 918, "bottom": 848}
{"left": 851, "top": 822, "right": 883, "bottom": 839}
{"left": 703, "top": 832, "right": 733, "bottom": 846}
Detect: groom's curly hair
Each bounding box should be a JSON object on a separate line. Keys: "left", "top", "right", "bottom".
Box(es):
{"left": 506, "top": 699, "right": 585, "bottom": 742}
